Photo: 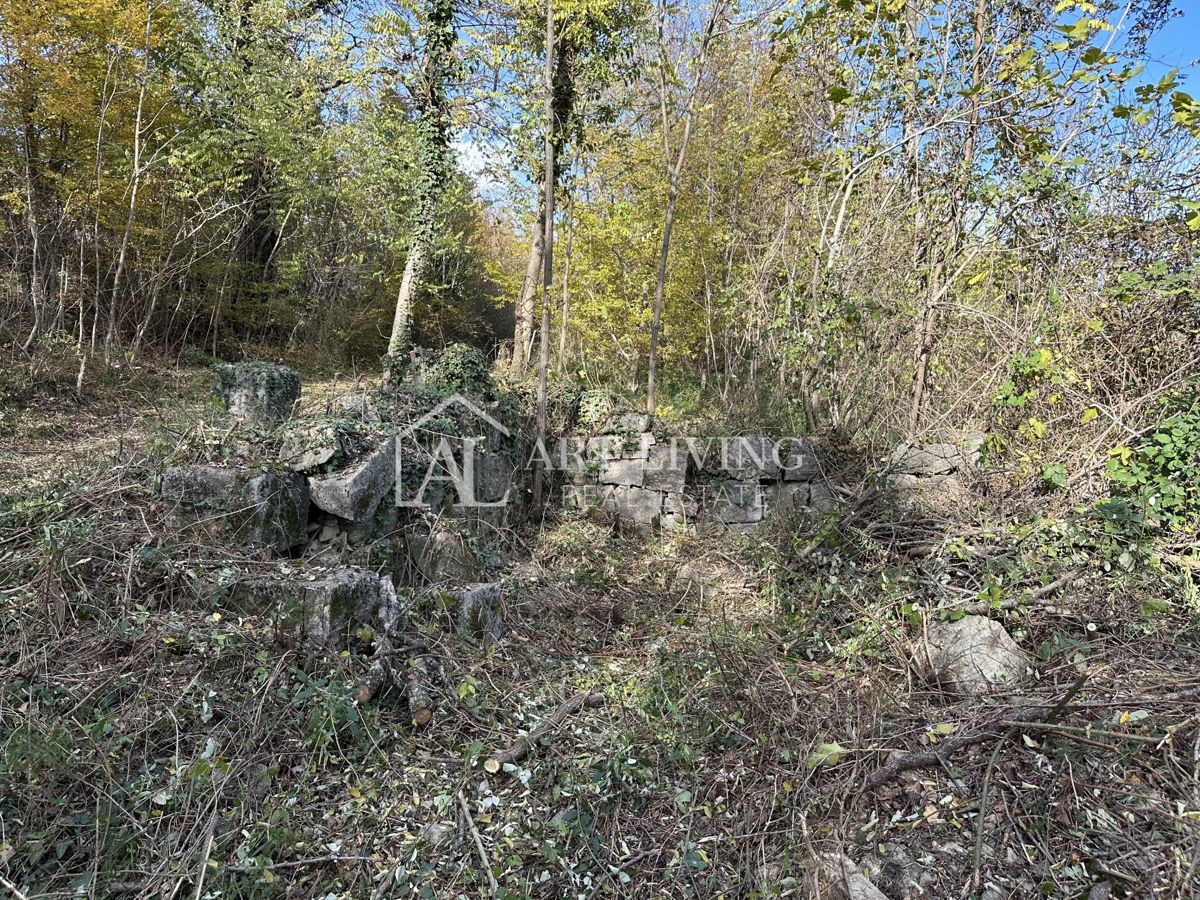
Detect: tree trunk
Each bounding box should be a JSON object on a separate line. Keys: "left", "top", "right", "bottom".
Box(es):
{"left": 510, "top": 214, "right": 544, "bottom": 374}
{"left": 511, "top": 39, "right": 575, "bottom": 377}
{"left": 907, "top": 0, "right": 987, "bottom": 434}
{"left": 386, "top": 0, "right": 456, "bottom": 366}
{"left": 105, "top": 5, "right": 152, "bottom": 364}
{"left": 556, "top": 187, "right": 574, "bottom": 375}
{"left": 388, "top": 231, "right": 426, "bottom": 357}
{"left": 532, "top": 0, "right": 557, "bottom": 516}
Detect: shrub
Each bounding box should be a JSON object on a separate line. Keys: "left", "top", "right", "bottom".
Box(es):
{"left": 1105, "top": 389, "right": 1200, "bottom": 531}
{"left": 423, "top": 343, "right": 496, "bottom": 399}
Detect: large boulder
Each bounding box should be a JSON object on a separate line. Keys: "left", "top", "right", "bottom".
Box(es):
{"left": 920, "top": 615, "right": 1029, "bottom": 697}
{"left": 309, "top": 438, "right": 395, "bottom": 522}
{"left": 213, "top": 362, "right": 301, "bottom": 425}
{"left": 162, "top": 465, "right": 309, "bottom": 551}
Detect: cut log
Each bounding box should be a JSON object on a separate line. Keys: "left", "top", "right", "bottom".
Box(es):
{"left": 483, "top": 691, "right": 603, "bottom": 774}
{"left": 407, "top": 655, "right": 434, "bottom": 726}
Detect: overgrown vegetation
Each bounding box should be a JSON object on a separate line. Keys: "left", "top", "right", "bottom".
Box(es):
{"left": 2, "top": 0, "right": 1199, "bottom": 895}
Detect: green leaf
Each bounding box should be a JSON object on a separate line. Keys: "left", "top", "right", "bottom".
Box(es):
{"left": 806, "top": 741, "right": 850, "bottom": 769}
{"left": 1139, "top": 598, "right": 1171, "bottom": 616}
{"left": 826, "top": 85, "right": 852, "bottom": 104}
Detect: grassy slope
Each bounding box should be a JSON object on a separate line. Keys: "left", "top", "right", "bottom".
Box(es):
{"left": 1, "top": 374, "right": 1199, "bottom": 899}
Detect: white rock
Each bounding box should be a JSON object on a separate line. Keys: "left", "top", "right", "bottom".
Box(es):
{"left": 921, "top": 615, "right": 1030, "bottom": 697}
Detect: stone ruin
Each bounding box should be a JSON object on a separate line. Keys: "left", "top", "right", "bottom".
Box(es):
{"left": 558, "top": 413, "right": 836, "bottom": 532}
{"left": 160, "top": 363, "right": 1002, "bottom": 716}
{"left": 212, "top": 361, "right": 301, "bottom": 424}
{"left": 159, "top": 362, "right": 512, "bottom": 720}
{"left": 881, "top": 432, "right": 986, "bottom": 511}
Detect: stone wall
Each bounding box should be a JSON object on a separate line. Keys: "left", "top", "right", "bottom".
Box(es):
{"left": 558, "top": 419, "right": 832, "bottom": 532}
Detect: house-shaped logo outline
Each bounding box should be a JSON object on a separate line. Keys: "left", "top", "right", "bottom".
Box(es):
{"left": 397, "top": 393, "right": 511, "bottom": 508}
{"left": 401, "top": 393, "right": 511, "bottom": 440}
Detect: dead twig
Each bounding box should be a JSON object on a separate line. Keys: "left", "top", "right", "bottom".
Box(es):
{"left": 865, "top": 669, "right": 1094, "bottom": 791}
{"left": 457, "top": 791, "right": 499, "bottom": 896}
{"left": 971, "top": 668, "right": 1092, "bottom": 890}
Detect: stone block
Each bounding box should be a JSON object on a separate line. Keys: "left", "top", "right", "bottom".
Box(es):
{"left": 445, "top": 582, "right": 505, "bottom": 643}
{"left": 808, "top": 482, "right": 838, "bottom": 513}
{"left": 781, "top": 439, "right": 821, "bottom": 480}
{"left": 643, "top": 442, "right": 689, "bottom": 492}
{"left": 661, "top": 490, "right": 698, "bottom": 530}
{"left": 612, "top": 412, "right": 650, "bottom": 434}
{"left": 589, "top": 433, "right": 653, "bottom": 463}
{"left": 889, "top": 440, "right": 979, "bottom": 477}
{"left": 597, "top": 457, "right": 646, "bottom": 487}
{"left": 766, "top": 481, "right": 809, "bottom": 516}
{"left": 717, "top": 436, "right": 780, "bottom": 480}
{"left": 279, "top": 422, "right": 343, "bottom": 473}
{"left": 309, "top": 438, "right": 395, "bottom": 522}
{"left": 553, "top": 437, "right": 590, "bottom": 477}
{"left": 601, "top": 484, "right": 664, "bottom": 527}
{"left": 711, "top": 481, "right": 764, "bottom": 524}
{"left": 230, "top": 567, "right": 398, "bottom": 649}
{"left": 407, "top": 526, "right": 484, "bottom": 583}
{"left": 213, "top": 362, "right": 301, "bottom": 425}
{"left": 162, "top": 465, "right": 309, "bottom": 551}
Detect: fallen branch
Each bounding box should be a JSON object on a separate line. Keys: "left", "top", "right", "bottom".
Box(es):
{"left": 483, "top": 691, "right": 603, "bottom": 774}
{"left": 950, "top": 568, "right": 1080, "bottom": 615}
{"left": 227, "top": 855, "right": 375, "bottom": 873}
{"left": 0, "top": 874, "right": 31, "bottom": 900}
{"left": 864, "top": 669, "right": 1093, "bottom": 791}
{"left": 405, "top": 655, "right": 434, "bottom": 726}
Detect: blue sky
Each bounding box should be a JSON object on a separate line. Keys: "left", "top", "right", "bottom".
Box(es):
{"left": 1143, "top": 0, "right": 1199, "bottom": 77}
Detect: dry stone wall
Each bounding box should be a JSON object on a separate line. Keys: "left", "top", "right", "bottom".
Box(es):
{"left": 559, "top": 421, "right": 832, "bottom": 532}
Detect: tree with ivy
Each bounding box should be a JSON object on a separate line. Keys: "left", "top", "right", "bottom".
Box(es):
{"left": 387, "top": 0, "right": 460, "bottom": 366}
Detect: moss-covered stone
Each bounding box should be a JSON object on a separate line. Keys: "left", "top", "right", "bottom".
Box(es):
{"left": 161, "top": 464, "right": 309, "bottom": 551}
{"left": 213, "top": 362, "right": 301, "bottom": 425}
{"left": 224, "top": 567, "right": 399, "bottom": 649}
